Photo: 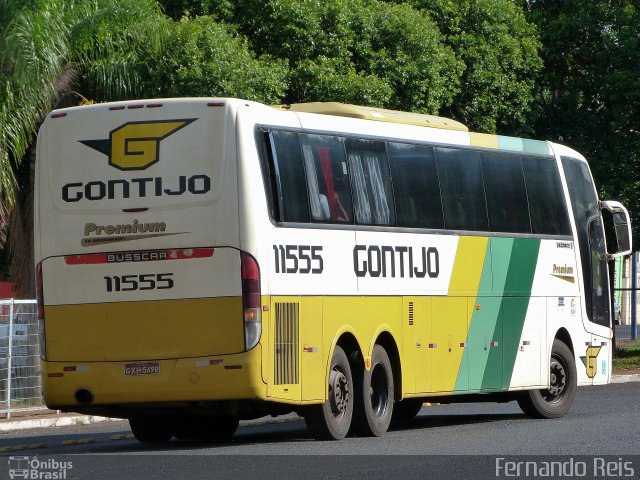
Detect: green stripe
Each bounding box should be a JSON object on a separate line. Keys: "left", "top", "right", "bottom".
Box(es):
{"left": 455, "top": 237, "right": 540, "bottom": 392}
{"left": 498, "top": 136, "right": 523, "bottom": 152}
{"left": 456, "top": 240, "right": 493, "bottom": 391}
{"left": 499, "top": 238, "right": 541, "bottom": 388}
{"left": 497, "top": 136, "right": 552, "bottom": 156}
{"left": 522, "top": 139, "right": 551, "bottom": 155}
{"left": 479, "top": 238, "right": 515, "bottom": 390}
{"left": 491, "top": 238, "right": 515, "bottom": 293}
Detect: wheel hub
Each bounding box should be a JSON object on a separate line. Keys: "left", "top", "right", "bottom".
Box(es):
{"left": 329, "top": 368, "right": 349, "bottom": 417}
{"left": 548, "top": 359, "right": 566, "bottom": 397}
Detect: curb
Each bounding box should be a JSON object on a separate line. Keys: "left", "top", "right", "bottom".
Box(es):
{"left": 0, "top": 415, "right": 122, "bottom": 433}
{"left": 610, "top": 373, "right": 640, "bottom": 384}
{"left": 0, "top": 413, "right": 302, "bottom": 434}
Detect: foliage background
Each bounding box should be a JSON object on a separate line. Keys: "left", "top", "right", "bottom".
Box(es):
{"left": 0, "top": 0, "right": 638, "bottom": 294}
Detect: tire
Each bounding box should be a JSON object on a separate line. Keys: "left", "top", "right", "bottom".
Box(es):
{"left": 392, "top": 398, "right": 424, "bottom": 422}
{"left": 129, "top": 416, "right": 174, "bottom": 443}
{"left": 517, "top": 339, "right": 577, "bottom": 419}
{"left": 305, "top": 345, "right": 354, "bottom": 440}
{"left": 353, "top": 344, "right": 394, "bottom": 436}
{"left": 174, "top": 415, "right": 239, "bottom": 441}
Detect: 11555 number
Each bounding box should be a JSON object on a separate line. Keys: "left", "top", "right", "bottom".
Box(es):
{"left": 104, "top": 273, "right": 174, "bottom": 292}
{"left": 273, "top": 245, "right": 323, "bottom": 274}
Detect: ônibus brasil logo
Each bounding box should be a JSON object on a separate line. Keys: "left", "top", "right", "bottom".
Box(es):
{"left": 80, "top": 119, "right": 196, "bottom": 171}
{"left": 8, "top": 456, "right": 73, "bottom": 479}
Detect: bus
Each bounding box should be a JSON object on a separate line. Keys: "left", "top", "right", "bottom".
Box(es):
{"left": 34, "top": 98, "right": 632, "bottom": 441}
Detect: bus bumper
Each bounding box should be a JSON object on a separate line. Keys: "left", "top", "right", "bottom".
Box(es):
{"left": 41, "top": 345, "right": 266, "bottom": 409}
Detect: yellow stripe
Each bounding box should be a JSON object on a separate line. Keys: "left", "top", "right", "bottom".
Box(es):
{"left": 448, "top": 236, "right": 489, "bottom": 296}
{"left": 431, "top": 236, "right": 488, "bottom": 392}
{"left": 469, "top": 132, "right": 499, "bottom": 149}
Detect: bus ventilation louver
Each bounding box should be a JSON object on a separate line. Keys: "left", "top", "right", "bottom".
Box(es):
{"left": 274, "top": 302, "right": 300, "bottom": 385}
{"left": 408, "top": 301, "right": 414, "bottom": 326}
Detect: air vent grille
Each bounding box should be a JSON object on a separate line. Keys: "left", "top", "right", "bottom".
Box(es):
{"left": 408, "top": 301, "right": 414, "bottom": 326}
{"left": 274, "top": 302, "right": 299, "bottom": 385}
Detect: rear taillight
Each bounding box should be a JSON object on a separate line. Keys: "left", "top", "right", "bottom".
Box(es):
{"left": 241, "top": 252, "right": 261, "bottom": 350}
{"left": 36, "top": 263, "right": 46, "bottom": 359}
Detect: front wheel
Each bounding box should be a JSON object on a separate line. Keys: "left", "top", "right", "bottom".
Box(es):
{"left": 353, "top": 344, "right": 394, "bottom": 436}
{"left": 517, "top": 339, "right": 577, "bottom": 419}
{"left": 305, "top": 345, "right": 354, "bottom": 440}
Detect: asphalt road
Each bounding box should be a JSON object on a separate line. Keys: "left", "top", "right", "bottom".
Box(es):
{"left": 1, "top": 383, "right": 639, "bottom": 480}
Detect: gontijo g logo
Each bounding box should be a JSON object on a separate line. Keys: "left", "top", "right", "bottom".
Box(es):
{"left": 64, "top": 118, "right": 211, "bottom": 203}
{"left": 80, "top": 119, "right": 196, "bottom": 171}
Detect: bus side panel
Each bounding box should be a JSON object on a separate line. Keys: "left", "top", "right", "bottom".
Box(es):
{"left": 432, "top": 236, "right": 487, "bottom": 393}
{"left": 500, "top": 238, "right": 541, "bottom": 389}
{"left": 506, "top": 297, "right": 545, "bottom": 389}
{"left": 529, "top": 239, "right": 589, "bottom": 388}
{"left": 431, "top": 297, "right": 469, "bottom": 392}
{"left": 465, "top": 240, "right": 501, "bottom": 392}
{"left": 405, "top": 295, "right": 431, "bottom": 394}
{"left": 266, "top": 296, "right": 324, "bottom": 403}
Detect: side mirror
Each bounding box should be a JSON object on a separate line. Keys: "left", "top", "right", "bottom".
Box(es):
{"left": 601, "top": 200, "right": 632, "bottom": 257}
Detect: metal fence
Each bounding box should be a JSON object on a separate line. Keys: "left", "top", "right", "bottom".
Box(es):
{"left": 614, "top": 253, "right": 639, "bottom": 340}
{"left": 0, "top": 299, "right": 45, "bottom": 418}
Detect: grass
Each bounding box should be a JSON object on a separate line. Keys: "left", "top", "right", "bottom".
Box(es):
{"left": 613, "top": 339, "right": 640, "bottom": 372}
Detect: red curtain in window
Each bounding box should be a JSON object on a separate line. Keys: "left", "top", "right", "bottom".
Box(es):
{"left": 317, "top": 147, "right": 337, "bottom": 218}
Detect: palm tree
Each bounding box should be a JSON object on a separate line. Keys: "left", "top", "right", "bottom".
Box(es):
{"left": 0, "top": 0, "right": 165, "bottom": 296}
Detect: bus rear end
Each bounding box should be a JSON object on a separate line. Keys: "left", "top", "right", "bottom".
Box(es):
{"left": 34, "top": 99, "right": 265, "bottom": 439}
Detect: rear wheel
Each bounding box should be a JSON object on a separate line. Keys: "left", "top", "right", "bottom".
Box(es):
{"left": 392, "top": 398, "right": 424, "bottom": 422}
{"left": 129, "top": 416, "right": 174, "bottom": 443}
{"left": 517, "top": 339, "right": 577, "bottom": 419}
{"left": 305, "top": 345, "right": 353, "bottom": 440}
{"left": 353, "top": 344, "right": 394, "bottom": 436}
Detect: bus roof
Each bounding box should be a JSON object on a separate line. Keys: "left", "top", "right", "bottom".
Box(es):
{"left": 274, "top": 102, "right": 469, "bottom": 132}
{"left": 274, "top": 101, "right": 559, "bottom": 156}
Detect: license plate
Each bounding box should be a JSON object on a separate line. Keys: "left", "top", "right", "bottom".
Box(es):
{"left": 124, "top": 362, "right": 160, "bottom": 376}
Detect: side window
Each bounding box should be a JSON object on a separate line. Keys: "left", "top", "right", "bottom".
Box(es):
{"left": 345, "top": 139, "right": 395, "bottom": 226}
{"left": 522, "top": 156, "right": 571, "bottom": 235}
{"left": 435, "top": 147, "right": 488, "bottom": 231}
{"left": 589, "top": 218, "right": 611, "bottom": 327}
{"left": 299, "top": 134, "right": 353, "bottom": 223}
{"left": 481, "top": 152, "right": 531, "bottom": 233}
{"left": 562, "top": 156, "right": 603, "bottom": 324}
{"left": 269, "top": 130, "right": 309, "bottom": 223}
{"left": 387, "top": 142, "right": 444, "bottom": 229}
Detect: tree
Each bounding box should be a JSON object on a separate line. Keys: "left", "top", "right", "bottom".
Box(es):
{"left": 0, "top": 0, "right": 167, "bottom": 295}
{"left": 0, "top": 0, "right": 288, "bottom": 295}
{"left": 522, "top": 0, "right": 640, "bottom": 247}
{"left": 165, "top": 0, "right": 543, "bottom": 133}
{"left": 132, "top": 16, "right": 288, "bottom": 103}
{"left": 402, "top": 0, "right": 542, "bottom": 134}
{"left": 208, "top": 0, "right": 463, "bottom": 112}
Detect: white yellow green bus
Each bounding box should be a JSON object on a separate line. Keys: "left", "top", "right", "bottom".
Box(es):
{"left": 34, "top": 98, "right": 631, "bottom": 441}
